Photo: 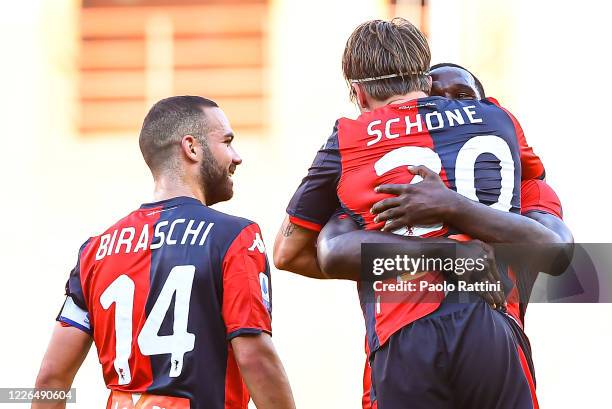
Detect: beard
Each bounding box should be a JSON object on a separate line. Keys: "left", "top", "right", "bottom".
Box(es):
{"left": 200, "top": 144, "right": 235, "bottom": 205}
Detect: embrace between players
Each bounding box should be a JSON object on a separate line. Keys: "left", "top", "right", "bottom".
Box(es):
{"left": 34, "top": 18, "right": 572, "bottom": 409}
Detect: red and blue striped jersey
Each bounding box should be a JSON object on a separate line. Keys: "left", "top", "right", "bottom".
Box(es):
{"left": 359, "top": 178, "right": 563, "bottom": 409}
{"left": 57, "top": 196, "right": 272, "bottom": 409}
{"left": 286, "top": 96, "right": 544, "bottom": 354}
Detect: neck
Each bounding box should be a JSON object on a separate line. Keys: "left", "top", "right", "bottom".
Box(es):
{"left": 368, "top": 90, "right": 429, "bottom": 111}
{"left": 153, "top": 173, "right": 206, "bottom": 204}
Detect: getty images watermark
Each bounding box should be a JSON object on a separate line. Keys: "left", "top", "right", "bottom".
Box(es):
{"left": 371, "top": 253, "right": 501, "bottom": 293}
{"left": 360, "top": 243, "right": 612, "bottom": 304}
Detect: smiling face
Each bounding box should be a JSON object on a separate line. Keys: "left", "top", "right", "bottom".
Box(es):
{"left": 430, "top": 66, "right": 482, "bottom": 100}
{"left": 198, "top": 107, "right": 242, "bottom": 205}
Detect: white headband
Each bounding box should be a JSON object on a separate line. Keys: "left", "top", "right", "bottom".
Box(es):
{"left": 350, "top": 71, "right": 429, "bottom": 83}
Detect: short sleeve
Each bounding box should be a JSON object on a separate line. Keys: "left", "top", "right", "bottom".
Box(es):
{"left": 222, "top": 223, "right": 272, "bottom": 339}
{"left": 286, "top": 121, "right": 342, "bottom": 232}
{"left": 520, "top": 179, "right": 563, "bottom": 218}
{"left": 57, "top": 239, "right": 93, "bottom": 334}
{"left": 57, "top": 296, "right": 92, "bottom": 334}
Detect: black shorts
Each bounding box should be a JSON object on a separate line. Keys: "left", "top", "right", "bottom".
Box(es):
{"left": 370, "top": 294, "right": 538, "bottom": 409}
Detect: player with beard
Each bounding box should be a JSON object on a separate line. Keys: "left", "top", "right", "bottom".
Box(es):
{"left": 33, "top": 96, "right": 295, "bottom": 409}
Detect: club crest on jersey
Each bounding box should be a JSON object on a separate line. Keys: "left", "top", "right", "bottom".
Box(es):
{"left": 248, "top": 233, "right": 266, "bottom": 253}
{"left": 259, "top": 272, "right": 271, "bottom": 310}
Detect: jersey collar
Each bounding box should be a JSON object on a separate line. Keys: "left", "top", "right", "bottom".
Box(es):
{"left": 139, "top": 196, "right": 203, "bottom": 209}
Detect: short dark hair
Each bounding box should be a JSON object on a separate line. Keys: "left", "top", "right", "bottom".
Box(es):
{"left": 429, "top": 62, "right": 486, "bottom": 98}
{"left": 342, "top": 18, "right": 431, "bottom": 102}
{"left": 139, "top": 95, "right": 218, "bottom": 174}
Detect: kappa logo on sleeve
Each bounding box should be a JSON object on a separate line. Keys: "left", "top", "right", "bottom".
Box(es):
{"left": 248, "top": 232, "right": 266, "bottom": 253}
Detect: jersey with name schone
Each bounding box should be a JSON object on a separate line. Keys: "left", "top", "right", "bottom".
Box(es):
{"left": 57, "top": 196, "right": 272, "bottom": 409}
{"left": 287, "top": 96, "right": 543, "bottom": 354}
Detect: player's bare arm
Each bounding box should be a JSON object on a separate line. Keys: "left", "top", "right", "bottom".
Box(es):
{"left": 373, "top": 165, "right": 573, "bottom": 274}
{"left": 317, "top": 198, "right": 572, "bottom": 280}
{"left": 38, "top": 98, "right": 296, "bottom": 409}
{"left": 524, "top": 210, "right": 572, "bottom": 243}
{"left": 231, "top": 333, "right": 296, "bottom": 409}
{"left": 521, "top": 210, "right": 573, "bottom": 275}
{"left": 373, "top": 165, "right": 560, "bottom": 243}
{"left": 273, "top": 215, "right": 327, "bottom": 279}
{"left": 32, "top": 324, "right": 92, "bottom": 409}
{"left": 317, "top": 214, "right": 505, "bottom": 307}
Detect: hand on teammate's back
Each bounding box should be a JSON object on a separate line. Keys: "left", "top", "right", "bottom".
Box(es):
{"left": 372, "top": 165, "right": 458, "bottom": 231}
{"left": 371, "top": 167, "right": 506, "bottom": 308}
{"left": 453, "top": 239, "right": 507, "bottom": 308}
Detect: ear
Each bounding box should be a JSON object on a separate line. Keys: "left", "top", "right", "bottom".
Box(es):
{"left": 352, "top": 83, "right": 370, "bottom": 112}
{"left": 180, "top": 135, "right": 199, "bottom": 163}
{"left": 424, "top": 75, "right": 433, "bottom": 93}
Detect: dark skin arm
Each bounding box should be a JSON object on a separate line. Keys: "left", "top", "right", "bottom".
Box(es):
{"left": 319, "top": 207, "right": 573, "bottom": 282}
{"left": 371, "top": 165, "right": 573, "bottom": 275}
{"left": 524, "top": 210, "right": 573, "bottom": 244}
{"left": 518, "top": 210, "right": 574, "bottom": 275}
{"left": 373, "top": 165, "right": 562, "bottom": 244}
{"left": 276, "top": 167, "right": 571, "bottom": 304}
{"left": 274, "top": 212, "right": 504, "bottom": 305}
{"left": 318, "top": 165, "right": 572, "bottom": 304}
{"left": 317, "top": 216, "right": 505, "bottom": 307}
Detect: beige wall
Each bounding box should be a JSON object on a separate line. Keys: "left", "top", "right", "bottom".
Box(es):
{"left": 1, "top": 1, "right": 610, "bottom": 408}
{"left": 428, "top": 1, "right": 612, "bottom": 407}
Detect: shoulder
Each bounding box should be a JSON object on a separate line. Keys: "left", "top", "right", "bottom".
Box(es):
{"left": 480, "top": 97, "right": 521, "bottom": 122}
{"left": 191, "top": 205, "right": 260, "bottom": 244}
{"left": 198, "top": 205, "right": 256, "bottom": 231}
{"left": 318, "top": 119, "right": 340, "bottom": 150}
{"left": 209, "top": 211, "right": 266, "bottom": 261}
{"left": 453, "top": 97, "right": 524, "bottom": 135}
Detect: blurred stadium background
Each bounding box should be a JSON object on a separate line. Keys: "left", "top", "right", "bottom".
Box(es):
{"left": 1, "top": 0, "right": 611, "bottom": 407}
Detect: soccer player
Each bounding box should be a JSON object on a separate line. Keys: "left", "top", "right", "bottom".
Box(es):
{"left": 319, "top": 63, "right": 573, "bottom": 324}
{"left": 33, "top": 96, "right": 296, "bottom": 409}
{"left": 274, "top": 19, "right": 562, "bottom": 408}
{"left": 321, "top": 156, "right": 570, "bottom": 409}
{"left": 284, "top": 63, "right": 572, "bottom": 409}
{"left": 416, "top": 62, "right": 572, "bottom": 323}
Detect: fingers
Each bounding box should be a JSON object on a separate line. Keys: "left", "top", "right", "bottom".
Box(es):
{"left": 477, "top": 272, "right": 504, "bottom": 309}
{"left": 371, "top": 197, "right": 401, "bottom": 215}
{"left": 479, "top": 289, "right": 496, "bottom": 309}
{"left": 470, "top": 241, "right": 505, "bottom": 308}
{"left": 485, "top": 256, "right": 505, "bottom": 307}
{"left": 487, "top": 255, "right": 502, "bottom": 284}
{"left": 373, "top": 208, "right": 400, "bottom": 224}
{"left": 381, "top": 218, "right": 409, "bottom": 232}
{"left": 408, "top": 165, "right": 438, "bottom": 180}
{"left": 375, "top": 184, "right": 410, "bottom": 195}
{"left": 486, "top": 272, "right": 505, "bottom": 307}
